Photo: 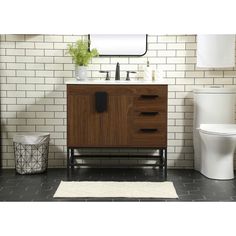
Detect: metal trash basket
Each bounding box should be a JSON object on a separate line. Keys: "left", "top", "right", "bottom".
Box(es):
{"left": 13, "top": 133, "right": 50, "bottom": 174}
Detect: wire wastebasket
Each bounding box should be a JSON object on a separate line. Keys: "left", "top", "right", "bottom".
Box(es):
{"left": 13, "top": 133, "right": 50, "bottom": 174}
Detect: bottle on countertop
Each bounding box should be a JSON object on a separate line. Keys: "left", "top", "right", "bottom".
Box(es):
{"left": 144, "top": 60, "right": 152, "bottom": 81}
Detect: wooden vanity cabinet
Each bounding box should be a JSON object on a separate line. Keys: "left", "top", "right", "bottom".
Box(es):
{"left": 67, "top": 85, "right": 167, "bottom": 148}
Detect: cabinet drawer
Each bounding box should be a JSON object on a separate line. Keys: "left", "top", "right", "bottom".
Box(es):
{"left": 134, "top": 95, "right": 167, "bottom": 110}
{"left": 132, "top": 110, "right": 166, "bottom": 123}
{"left": 129, "top": 123, "right": 167, "bottom": 147}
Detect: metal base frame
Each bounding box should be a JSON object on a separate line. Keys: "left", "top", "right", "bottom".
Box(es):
{"left": 67, "top": 147, "right": 167, "bottom": 180}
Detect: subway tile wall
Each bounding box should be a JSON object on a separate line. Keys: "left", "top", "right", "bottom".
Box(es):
{"left": 1, "top": 34, "right": 236, "bottom": 169}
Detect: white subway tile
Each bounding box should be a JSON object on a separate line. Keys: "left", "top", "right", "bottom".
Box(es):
{"left": 27, "top": 119, "right": 45, "bottom": 125}
{"left": 36, "top": 112, "right": 54, "bottom": 118}
{"left": 167, "top": 43, "right": 185, "bottom": 50}
{"left": 45, "top": 35, "right": 63, "bottom": 42}
{"left": 0, "top": 42, "right": 15, "bottom": 48}
{"left": 0, "top": 56, "right": 15, "bottom": 62}
{"left": 158, "top": 50, "right": 175, "bottom": 57}
{"left": 54, "top": 71, "right": 72, "bottom": 77}
{"left": 36, "top": 56, "right": 53, "bottom": 63}
{"left": 177, "top": 35, "right": 196, "bottom": 43}
{"left": 17, "top": 84, "right": 35, "bottom": 90}
{"left": 6, "top": 49, "right": 25, "bottom": 56}
{"left": 45, "top": 49, "right": 63, "bottom": 56}
{"left": 1, "top": 84, "right": 16, "bottom": 90}
{"left": 35, "top": 43, "right": 53, "bottom": 49}
{"left": 186, "top": 71, "right": 204, "bottom": 77}
{"left": 35, "top": 98, "right": 54, "bottom": 105}
{"left": 6, "top": 35, "right": 25, "bottom": 41}
{"left": 176, "top": 64, "right": 194, "bottom": 71}
{"left": 54, "top": 57, "right": 72, "bottom": 63}
{"left": 36, "top": 84, "right": 54, "bottom": 91}
{"left": 17, "top": 126, "right": 35, "bottom": 132}
{"left": 63, "top": 35, "right": 81, "bottom": 42}
{"left": 35, "top": 125, "right": 54, "bottom": 132}
{"left": 214, "top": 78, "right": 233, "bottom": 84}
{"left": 45, "top": 105, "right": 63, "bottom": 111}
{"left": 167, "top": 57, "right": 185, "bottom": 64}
{"left": 186, "top": 43, "right": 197, "bottom": 49}
{"left": 26, "top": 77, "right": 44, "bottom": 84}
{"left": 26, "top": 49, "right": 44, "bottom": 56}
{"left": 26, "top": 91, "right": 44, "bottom": 98}
{"left": 46, "top": 119, "right": 63, "bottom": 125}
{"left": 1, "top": 98, "right": 16, "bottom": 105}
{"left": 17, "top": 98, "right": 35, "bottom": 105}
{"left": 16, "top": 56, "right": 34, "bottom": 63}
{"left": 36, "top": 70, "right": 53, "bottom": 77}
{"left": 16, "top": 42, "right": 34, "bottom": 48}
{"left": 166, "top": 71, "right": 185, "bottom": 78}
{"left": 26, "top": 63, "right": 44, "bottom": 70}
{"left": 16, "top": 70, "right": 35, "bottom": 77}
{"left": 53, "top": 43, "right": 68, "bottom": 49}
{"left": 27, "top": 105, "right": 44, "bottom": 112}
{"left": 25, "top": 35, "right": 44, "bottom": 42}
{"left": 17, "top": 112, "right": 35, "bottom": 118}
{"left": 8, "top": 119, "right": 26, "bottom": 125}
{"left": 45, "top": 64, "right": 63, "bottom": 70}
{"left": 158, "top": 35, "right": 176, "bottom": 43}
{"left": 205, "top": 71, "right": 223, "bottom": 77}
{"left": 7, "top": 63, "right": 25, "bottom": 70}
{"left": 7, "top": 104, "right": 26, "bottom": 111}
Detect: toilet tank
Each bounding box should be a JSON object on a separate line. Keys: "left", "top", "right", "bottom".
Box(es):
{"left": 193, "top": 87, "right": 236, "bottom": 129}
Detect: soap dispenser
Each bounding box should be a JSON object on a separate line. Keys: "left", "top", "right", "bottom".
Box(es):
{"left": 144, "top": 60, "right": 152, "bottom": 81}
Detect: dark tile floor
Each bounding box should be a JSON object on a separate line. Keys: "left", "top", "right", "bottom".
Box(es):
{"left": 0, "top": 168, "right": 236, "bottom": 201}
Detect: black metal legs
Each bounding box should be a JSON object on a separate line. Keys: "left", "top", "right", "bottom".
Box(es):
{"left": 159, "top": 149, "right": 163, "bottom": 170}
{"left": 164, "top": 148, "right": 167, "bottom": 179}
{"left": 67, "top": 147, "right": 168, "bottom": 180}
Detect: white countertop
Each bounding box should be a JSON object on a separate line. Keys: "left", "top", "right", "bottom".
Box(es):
{"left": 65, "top": 79, "right": 168, "bottom": 85}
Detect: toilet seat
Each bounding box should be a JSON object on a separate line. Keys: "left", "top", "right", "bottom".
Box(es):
{"left": 199, "top": 124, "right": 236, "bottom": 136}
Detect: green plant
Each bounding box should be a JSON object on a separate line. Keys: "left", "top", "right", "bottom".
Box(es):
{"left": 67, "top": 39, "right": 99, "bottom": 66}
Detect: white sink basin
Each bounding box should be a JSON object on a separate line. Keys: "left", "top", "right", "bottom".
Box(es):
{"left": 65, "top": 79, "right": 167, "bottom": 85}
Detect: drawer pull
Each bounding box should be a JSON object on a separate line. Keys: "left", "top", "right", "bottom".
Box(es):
{"left": 139, "top": 128, "right": 158, "bottom": 133}
{"left": 140, "top": 112, "right": 159, "bottom": 116}
{"left": 140, "top": 95, "right": 159, "bottom": 99}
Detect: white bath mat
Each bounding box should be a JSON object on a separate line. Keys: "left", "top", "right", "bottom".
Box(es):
{"left": 53, "top": 181, "right": 178, "bottom": 198}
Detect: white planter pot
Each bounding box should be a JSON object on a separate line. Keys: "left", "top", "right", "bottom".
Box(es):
{"left": 75, "top": 66, "right": 88, "bottom": 80}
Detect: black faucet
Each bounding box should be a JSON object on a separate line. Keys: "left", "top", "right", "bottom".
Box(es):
{"left": 115, "top": 62, "right": 120, "bottom": 80}
{"left": 99, "top": 70, "right": 110, "bottom": 80}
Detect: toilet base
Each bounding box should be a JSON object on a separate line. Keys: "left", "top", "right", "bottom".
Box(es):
{"left": 200, "top": 170, "right": 234, "bottom": 180}
{"left": 199, "top": 131, "right": 236, "bottom": 180}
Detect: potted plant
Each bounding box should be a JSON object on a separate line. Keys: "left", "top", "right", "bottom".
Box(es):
{"left": 67, "top": 39, "right": 99, "bottom": 80}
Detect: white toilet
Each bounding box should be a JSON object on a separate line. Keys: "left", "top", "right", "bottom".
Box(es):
{"left": 193, "top": 87, "right": 236, "bottom": 180}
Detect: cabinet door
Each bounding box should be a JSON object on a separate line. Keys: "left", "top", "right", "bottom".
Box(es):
{"left": 67, "top": 86, "right": 133, "bottom": 147}
{"left": 102, "top": 95, "right": 133, "bottom": 146}
{"left": 67, "top": 94, "right": 102, "bottom": 147}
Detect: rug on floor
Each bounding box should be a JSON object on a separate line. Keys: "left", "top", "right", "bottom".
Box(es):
{"left": 53, "top": 181, "right": 178, "bottom": 198}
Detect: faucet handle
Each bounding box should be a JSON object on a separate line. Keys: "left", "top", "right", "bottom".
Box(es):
{"left": 99, "top": 70, "right": 110, "bottom": 80}
{"left": 126, "top": 71, "right": 136, "bottom": 81}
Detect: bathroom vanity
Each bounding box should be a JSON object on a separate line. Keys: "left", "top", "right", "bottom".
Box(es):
{"left": 66, "top": 80, "right": 168, "bottom": 177}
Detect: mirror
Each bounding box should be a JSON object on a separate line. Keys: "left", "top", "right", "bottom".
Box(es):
{"left": 89, "top": 34, "right": 148, "bottom": 56}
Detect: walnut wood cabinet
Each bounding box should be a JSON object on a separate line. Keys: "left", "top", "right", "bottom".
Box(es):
{"left": 67, "top": 85, "right": 167, "bottom": 147}
{"left": 67, "top": 84, "right": 168, "bottom": 178}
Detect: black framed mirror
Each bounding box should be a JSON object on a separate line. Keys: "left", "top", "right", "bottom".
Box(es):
{"left": 88, "top": 34, "right": 148, "bottom": 56}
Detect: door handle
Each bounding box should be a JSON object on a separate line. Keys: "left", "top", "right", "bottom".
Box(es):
{"left": 140, "top": 95, "right": 159, "bottom": 99}
{"left": 140, "top": 112, "right": 159, "bottom": 116}
{"left": 139, "top": 128, "right": 158, "bottom": 133}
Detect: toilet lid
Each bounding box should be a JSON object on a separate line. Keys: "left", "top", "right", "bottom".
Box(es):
{"left": 199, "top": 124, "right": 236, "bottom": 135}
